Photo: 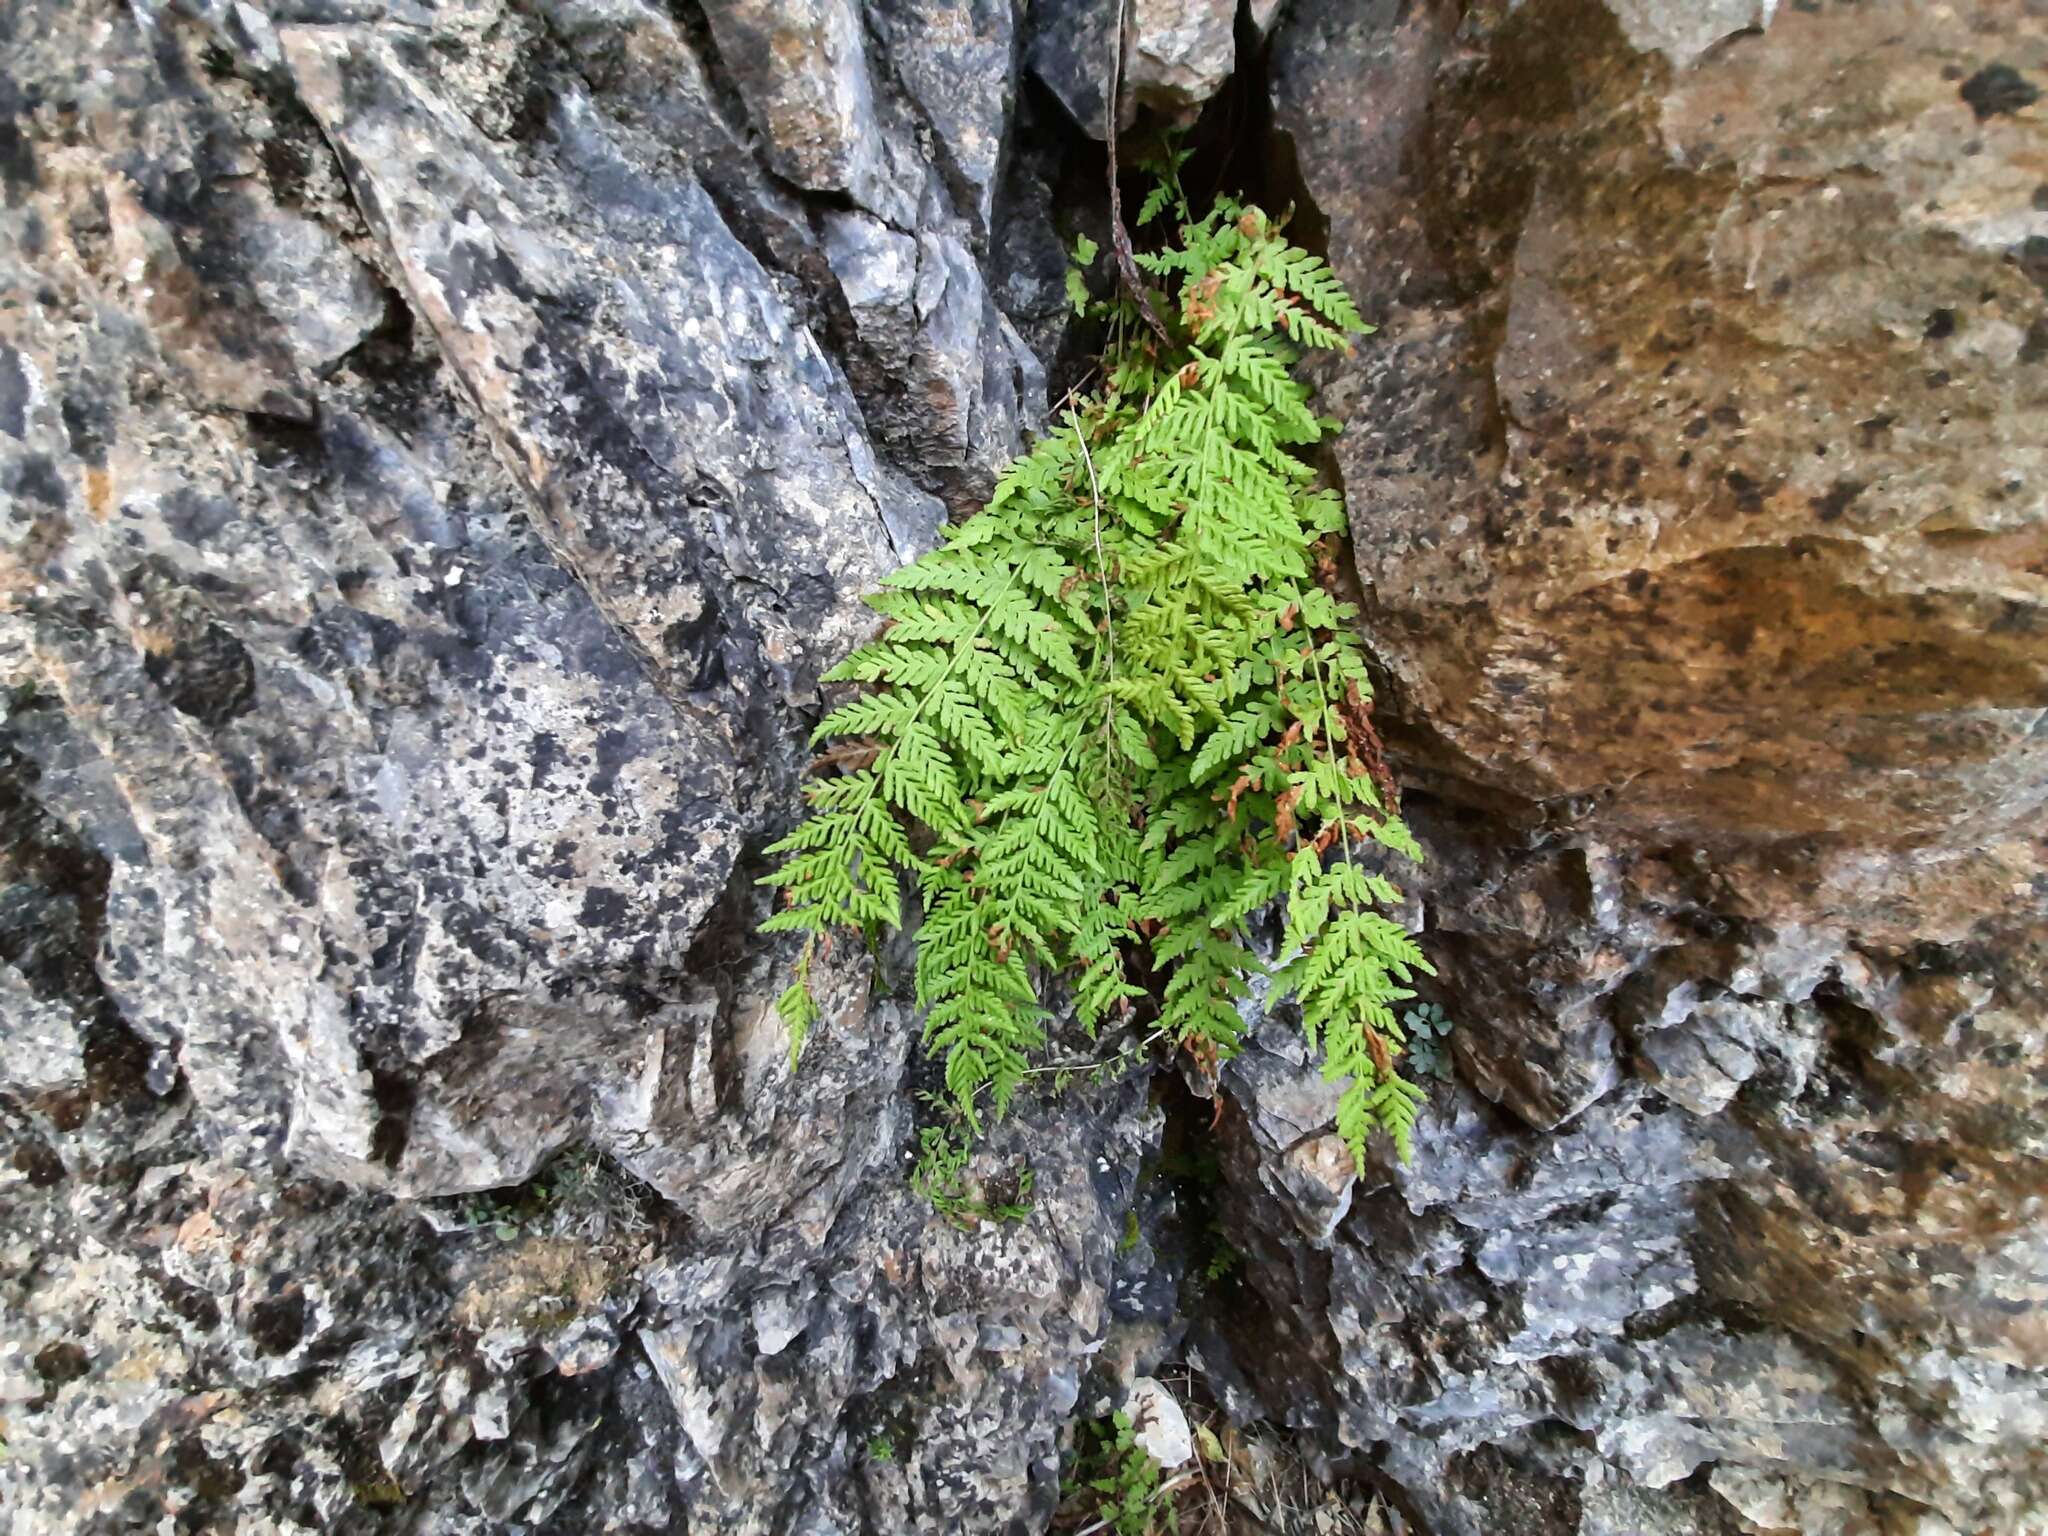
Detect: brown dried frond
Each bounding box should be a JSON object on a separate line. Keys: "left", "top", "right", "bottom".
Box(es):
{"left": 806, "top": 738, "right": 882, "bottom": 776}
{"left": 1182, "top": 271, "right": 1225, "bottom": 333}
{"left": 1224, "top": 770, "right": 1256, "bottom": 822}
{"left": 1275, "top": 785, "right": 1301, "bottom": 846}
{"left": 1338, "top": 679, "right": 1399, "bottom": 810}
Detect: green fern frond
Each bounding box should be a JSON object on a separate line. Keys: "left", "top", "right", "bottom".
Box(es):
{"left": 759, "top": 185, "right": 1437, "bottom": 1168}
{"left": 777, "top": 945, "right": 822, "bottom": 1068}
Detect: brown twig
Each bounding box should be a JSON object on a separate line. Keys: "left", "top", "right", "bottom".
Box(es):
{"left": 1105, "top": 0, "right": 1174, "bottom": 351}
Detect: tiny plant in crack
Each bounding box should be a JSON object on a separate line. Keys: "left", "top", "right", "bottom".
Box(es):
{"left": 440, "top": 1146, "right": 653, "bottom": 1248}
{"left": 1400, "top": 1001, "right": 1455, "bottom": 1082}
{"left": 1064, "top": 1411, "right": 1178, "bottom": 1536}
{"left": 763, "top": 164, "right": 1433, "bottom": 1168}
{"left": 910, "top": 1097, "right": 1035, "bottom": 1230}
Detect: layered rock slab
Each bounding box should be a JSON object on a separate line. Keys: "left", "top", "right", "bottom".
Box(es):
{"left": 0, "top": 1, "right": 1143, "bottom": 1531}
{"left": 1193, "top": 2, "right": 2048, "bottom": 1532}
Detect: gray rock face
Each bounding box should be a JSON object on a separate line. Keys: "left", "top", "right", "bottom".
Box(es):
{"left": 0, "top": 0, "right": 1114, "bottom": 1528}
{"left": 866, "top": 0, "right": 1019, "bottom": 234}
{"left": 3, "top": 0, "right": 2045, "bottom": 1532}
{"left": 1025, "top": 0, "right": 1269, "bottom": 138}
{"left": 1183, "top": 2, "right": 2048, "bottom": 1533}
{"left": 697, "top": 0, "right": 926, "bottom": 228}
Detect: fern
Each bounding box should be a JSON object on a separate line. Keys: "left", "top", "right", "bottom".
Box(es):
{"left": 762, "top": 189, "right": 1432, "bottom": 1169}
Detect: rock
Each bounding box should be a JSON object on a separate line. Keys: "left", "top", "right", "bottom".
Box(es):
{"left": 3, "top": 0, "right": 2046, "bottom": 1530}
{"left": 229, "top": 195, "right": 389, "bottom": 373}
{"left": 1025, "top": 0, "right": 1123, "bottom": 138}
{"left": 1602, "top": 0, "right": 1778, "bottom": 70}
{"left": 1630, "top": 993, "right": 1819, "bottom": 1117}
{"left": 279, "top": 19, "right": 922, "bottom": 699}
{"left": 1123, "top": 1375, "right": 1193, "bottom": 1469}
{"left": 1283, "top": 0, "right": 2048, "bottom": 850}
{"left": 985, "top": 92, "right": 1084, "bottom": 363}
{"left": 696, "top": 0, "right": 925, "bottom": 228}
{"left": 1128, "top": 0, "right": 1237, "bottom": 109}
{"left": 866, "top": 0, "right": 1019, "bottom": 234}
{"left": 534, "top": 0, "right": 827, "bottom": 287}
{"left": 0, "top": 0, "right": 1116, "bottom": 1529}
{"left": 1211, "top": 1002, "right": 1359, "bottom": 1244}
{"left": 0, "top": 965, "right": 85, "bottom": 1093}
{"left": 0, "top": 714, "right": 109, "bottom": 1097}
{"left": 1026, "top": 0, "right": 1250, "bottom": 137}
{"left": 824, "top": 206, "right": 1045, "bottom": 502}
{"left": 100, "top": 168, "right": 315, "bottom": 420}
{"left": 1185, "top": 1, "right": 2048, "bottom": 1530}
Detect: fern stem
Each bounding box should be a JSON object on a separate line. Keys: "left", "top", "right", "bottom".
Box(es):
{"left": 1070, "top": 408, "right": 1118, "bottom": 694}
{"left": 1016, "top": 1027, "right": 1168, "bottom": 1079}
{"left": 1303, "top": 630, "right": 1357, "bottom": 869}
{"left": 1067, "top": 405, "right": 1131, "bottom": 792}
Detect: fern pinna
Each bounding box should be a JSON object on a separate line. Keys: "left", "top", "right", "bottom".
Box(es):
{"left": 762, "top": 182, "right": 1435, "bottom": 1165}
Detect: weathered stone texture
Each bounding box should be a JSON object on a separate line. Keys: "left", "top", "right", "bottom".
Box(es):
{"left": 0, "top": 0, "right": 1112, "bottom": 1528}
{"left": 2, "top": 0, "right": 2043, "bottom": 1532}
{"left": 1290, "top": 0, "right": 2048, "bottom": 849}
{"left": 1026, "top": 0, "right": 1274, "bottom": 139}
{"left": 1191, "top": 3, "right": 2048, "bottom": 1533}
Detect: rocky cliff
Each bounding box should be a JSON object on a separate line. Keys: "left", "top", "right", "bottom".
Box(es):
{"left": 1, "top": 0, "right": 2043, "bottom": 1532}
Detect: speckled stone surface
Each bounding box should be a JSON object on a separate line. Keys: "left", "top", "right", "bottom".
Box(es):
{"left": 2, "top": 0, "right": 2043, "bottom": 1532}
{"left": 0, "top": 0, "right": 1138, "bottom": 1529}
{"left": 1187, "top": 4, "right": 2048, "bottom": 1533}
